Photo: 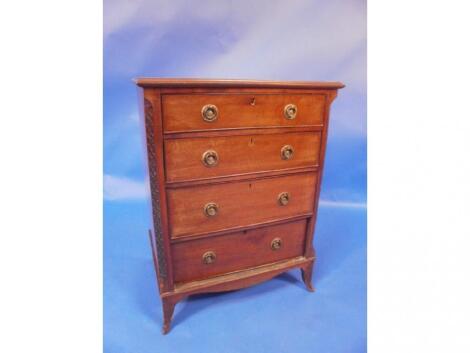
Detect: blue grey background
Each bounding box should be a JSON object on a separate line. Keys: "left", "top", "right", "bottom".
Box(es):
{"left": 104, "top": 1, "right": 366, "bottom": 352}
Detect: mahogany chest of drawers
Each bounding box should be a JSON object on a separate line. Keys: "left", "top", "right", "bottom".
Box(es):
{"left": 135, "top": 78, "right": 344, "bottom": 333}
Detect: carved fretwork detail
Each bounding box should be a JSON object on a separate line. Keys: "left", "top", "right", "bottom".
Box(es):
{"left": 144, "top": 98, "right": 167, "bottom": 279}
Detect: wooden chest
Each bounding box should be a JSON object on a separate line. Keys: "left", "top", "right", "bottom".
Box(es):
{"left": 135, "top": 78, "right": 344, "bottom": 333}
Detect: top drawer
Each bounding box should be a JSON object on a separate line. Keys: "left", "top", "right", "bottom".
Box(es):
{"left": 162, "top": 94, "right": 326, "bottom": 132}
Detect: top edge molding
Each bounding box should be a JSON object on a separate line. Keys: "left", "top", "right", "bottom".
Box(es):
{"left": 134, "top": 78, "right": 345, "bottom": 90}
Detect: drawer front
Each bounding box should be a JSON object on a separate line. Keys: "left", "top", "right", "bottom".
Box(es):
{"left": 162, "top": 94, "right": 325, "bottom": 132}
{"left": 164, "top": 132, "right": 321, "bottom": 182}
{"left": 167, "top": 173, "right": 317, "bottom": 238}
{"left": 172, "top": 219, "right": 307, "bottom": 283}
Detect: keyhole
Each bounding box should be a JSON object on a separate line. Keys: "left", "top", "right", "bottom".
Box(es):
{"left": 250, "top": 97, "right": 256, "bottom": 106}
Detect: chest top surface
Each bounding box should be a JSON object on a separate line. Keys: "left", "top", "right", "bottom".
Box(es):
{"left": 135, "top": 77, "right": 345, "bottom": 89}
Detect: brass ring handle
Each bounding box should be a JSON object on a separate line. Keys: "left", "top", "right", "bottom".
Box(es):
{"left": 278, "top": 192, "right": 290, "bottom": 206}
{"left": 201, "top": 104, "right": 218, "bottom": 122}
{"left": 202, "top": 251, "right": 216, "bottom": 264}
{"left": 271, "top": 238, "right": 282, "bottom": 251}
{"left": 284, "top": 104, "right": 297, "bottom": 120}
{"left": 281, "top": 145, "right": 294, "bottom": 160}
{"left": 204, "top": 202, "right": 219, "bottom": 217}
{"left": 202, "top": 150, "right": 219, "bottom": 167}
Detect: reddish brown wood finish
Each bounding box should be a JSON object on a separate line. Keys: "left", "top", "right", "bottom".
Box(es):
{"left": 172, "top": 219, "right": 307, "bottom": 283}
{"left": 164, "top": 125, "right": 322, "bottom": 139}
{"left": 135, "top": 77, "right": 345, "bottom": 90}
{"left": 164, "top": 131, "right": 321, "bottom": 182}
{"left": 160, "top": 256, "right": 315, "bottom": 333}
{"left": 162, "top": 93, "right": 325, "bottom": 132}
{"left": 167, "top": 172, "right": 317, "bottom": 238}
{"left": 143, "top": 89, "right": 174, "bottom": 293}
{"left": 303, "top": 91, "right": 338, "bottom": 258}
{"left": 137, "top": 78, "right": 343, "bottom": 334}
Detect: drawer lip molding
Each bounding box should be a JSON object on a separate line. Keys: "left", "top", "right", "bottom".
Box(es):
{"left": 169, "top": 213, "right": 313, "bottom": 243}
{"left": 161, "top": 93, "right": 326, "bottom": 132}
{"left": 172, "top": 219, "right": 307, "bottom": 283}
{"left": 167, "top": 172, "right": 317, "bottom": 239}
{"left": 163, "top": 125, "right": 323, "bottom": 139}
{"left": 135, "top": 77, "right": 345, "bottom": 89}
{"left": 165, "top": 166, "right": 319, "bottom": 188}
{"left": 164, "top": 131, "right": 321, "bottom": 183}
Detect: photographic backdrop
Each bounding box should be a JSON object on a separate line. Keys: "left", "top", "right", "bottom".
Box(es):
{"left": 104, "top": 1, "right": 366, "bottom": 352}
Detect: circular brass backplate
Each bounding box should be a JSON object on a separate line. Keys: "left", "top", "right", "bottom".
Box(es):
{"left": 201, "top": 104, "right": 219, "bottom": 122}
{"left": 271, "top": 238, "right": 282, "bottom": 250}
{"left": 281, "top": 145, "right": 294, "bottom": 160}
{"left": 202, "top": 150, "right": 219, "bottom": 167}
{"left": 204, "top": 202, "right": 219, "bottom": 217}
{"left": 278, "top": 192, "right": 290, "bottom": 206}
{"left": 284, "top": 104, "right": 297, "bottom": 120}
{"left": 202, "top": 251, "right": 216, "bottom": 264}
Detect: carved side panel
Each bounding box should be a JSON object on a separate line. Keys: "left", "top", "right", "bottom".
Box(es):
{"left": 144, "top": 98, "right": 167, "bottom": 279}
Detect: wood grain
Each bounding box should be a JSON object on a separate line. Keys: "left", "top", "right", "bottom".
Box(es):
{"left": 165, "top": 166, "right": 318, "bottom": 189}
{"left": 136, "top": 78, "right": 344, "bottom": 334}
{"left": 167, "top": 172, "right": 317, "bottom": 238}
{"left": 172, "top": 220, "right": 307, "bottom": 283}
{"left": 135, "top": 77, "right": 345, "bottom": 89}
{"left": 163, "top": 125, "right": 322, "bottom": 139}
{"left": 162, "top": 93, "right": 325, "bottom": 132}
{"left": 304, "top": 91, "right": 338, "bottom": 258}
{"left": 164, "top": 131, "right": 321, "bottom": 182}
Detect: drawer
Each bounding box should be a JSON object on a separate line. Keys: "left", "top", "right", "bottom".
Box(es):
{"left": 167, "top": 172, "right": 317, "bottom": 238}
{"left": 162, "top": 94, "right": 325, "bottom": 132}
{"left": 172, "top": 219, "right": 307, "bottom": 283}
{"left": 164, "top": 132, "right": 321, "bottom": 182}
